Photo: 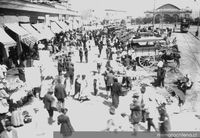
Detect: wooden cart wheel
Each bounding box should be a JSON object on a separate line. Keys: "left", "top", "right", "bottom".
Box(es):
{"left": 138, "top": 56, "right": 155, "bottom": 67}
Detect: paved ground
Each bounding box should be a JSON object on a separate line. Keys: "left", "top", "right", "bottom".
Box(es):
{"left": 189, "top": 25, "right": 200, "bottom": 39}
{"left": 11, "top": 28, "right": 200, "bottom": 138}
{"left": 166, "top": 31, "right": 200, "bottom": 131}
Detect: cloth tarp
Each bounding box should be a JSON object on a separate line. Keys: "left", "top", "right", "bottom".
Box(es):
{"left": 20, "top": 23, "right": 45, "bottom": 41}
{"left": 32, "top": 23, "right": 55, "bottom": 40}
{"left": 5, "top": 23, "right": 37, "bottom": 48}
{"left": 50, "top": 21, "right": 62, "bottom": 34}
{"left": 0, "top": 27, "right": 16, "bottom": 47}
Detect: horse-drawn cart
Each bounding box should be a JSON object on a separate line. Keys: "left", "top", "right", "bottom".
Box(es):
{"left": 130, "top": 37, "right": 166, "bottom": 68}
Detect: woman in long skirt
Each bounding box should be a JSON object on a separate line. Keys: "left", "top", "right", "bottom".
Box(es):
{"left": 73, "top": 75, "right": 81, "bottom": 99}
{"left": 79, "top": 75, "right": 89, "bottom": 102}
{"left": 58, "top": 108, "right": 74, "bottom": 138}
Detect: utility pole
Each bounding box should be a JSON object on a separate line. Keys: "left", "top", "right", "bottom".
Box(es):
{"left": 153, "top": 0, "right": 156, "bottom": 29}
{"left": 195, "top": 0, "right": 200, "bottom": 37}
{"left": 197, "top": 9, "right": 200, "bottom": 36}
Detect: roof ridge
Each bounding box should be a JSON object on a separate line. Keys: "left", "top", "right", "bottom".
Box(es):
{"left": 156, "top": 3, "right": 180, "bottom": 10}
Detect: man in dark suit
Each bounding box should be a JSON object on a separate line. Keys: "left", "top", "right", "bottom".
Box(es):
{"left": 54, "top": 78, "right": 67, "bottom": 109}
{"left": 84, "top": 47, "right": 88, "bottom": 63}
{"left": 98, "top": 41, "right": 103, "bottom": 56}
{"left": 106, "top": 70, "right": 115, "bottom": 99}
{"left": 157, "top": 67, "right": 166, "bottom": 87}
{"left": 57, "top": 59, "right": 63, "bottom": 76}
{"left": 43, "top": 90, "right": 55, "bottom": 123}
{"left": 79, "top": 48, "right": 83, "bottom": 63}
{"left": 111, "top": 78, "right": 122, "bottom": 108}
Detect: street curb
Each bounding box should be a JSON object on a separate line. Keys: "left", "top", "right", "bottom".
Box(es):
{"left": 190, "top": 32, "right": 200, "bottom": 40}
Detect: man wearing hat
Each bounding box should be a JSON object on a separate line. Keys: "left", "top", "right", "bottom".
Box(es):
{"left": 105, "top": 70, "right": 114, "bottom": 99}
{"left": 111, "top": 78, "right": 122, "bottom": 108}
{"left": 0, "top": 121, "right": 18, "bottom": 138}
{"left": 157, "top": 66, "right": 166, "bottom": 88}
{"left": 98, "top": 41, "right": 103, "bottom": 56}
{"left": 129, "top": 92, "right": 142, "bottom": 135}
{"left": 58, "top": 59, "right": 63, "bottom": 76}
{"left": 54, "top": 78, "right": 67, "bottom": 109}
{"left": 79, "top": 48, "right": 83, "bottom": 63}
{"left": 84, "top": 47, "right": 88, "bottom": 63}
{"left": 43, "top": 90, "right": 55, "bottom": 124}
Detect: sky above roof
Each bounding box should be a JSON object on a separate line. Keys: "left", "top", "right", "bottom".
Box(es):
{"left": 70, "top": 0, "right": 199, "bottom": 18}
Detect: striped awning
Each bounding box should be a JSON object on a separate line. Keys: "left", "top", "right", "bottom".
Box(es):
{"left": 32, "top": 23, "right": 55, "bottom": 40}
{"left": 20, "top": 23, "right": 46, "bottom": 41}
{"left": 5, "top": 23, "right": 37, "bottom": 48}
{"left": 50, "top": 22, "right": 62, "bottom": 34}
{"left": 0, "top": 27, "right": 16, "bottom": 47}
{"left": 56, "top": 21, "right": 69, "bottom": 31}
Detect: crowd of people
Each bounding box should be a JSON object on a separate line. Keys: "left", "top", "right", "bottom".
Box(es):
{"left": 0, "top": 24, "right": 191, "bottom": 138}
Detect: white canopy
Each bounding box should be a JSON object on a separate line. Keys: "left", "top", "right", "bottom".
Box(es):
{"left": 0, "top": 27, "right": 16, "bottom": 47}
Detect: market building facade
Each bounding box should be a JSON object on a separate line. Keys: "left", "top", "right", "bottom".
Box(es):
{"left": 0, "top": 0, "right": 81, "bottom": 67}
{"left": 145, "top": 3, "right": 192, "bottom": 24}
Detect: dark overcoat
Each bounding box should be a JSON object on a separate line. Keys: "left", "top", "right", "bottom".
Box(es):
{"left": 111, "top": 82, "right": 122, "bottom": 108}
{"left": 54, "top": 84, "right": 67, "bottom": 100}
{"left": 58, "top": 114, "right": 74, "bottom": 137}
